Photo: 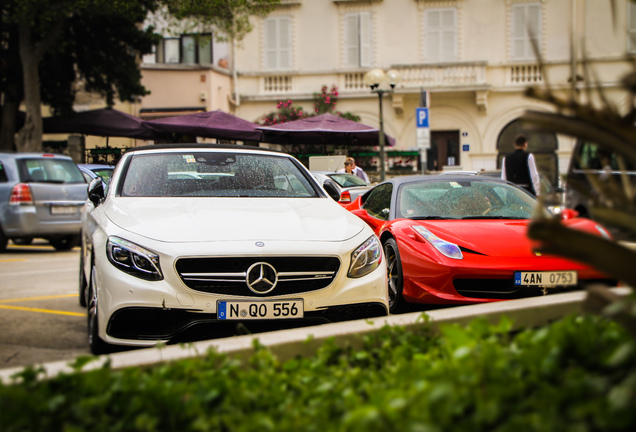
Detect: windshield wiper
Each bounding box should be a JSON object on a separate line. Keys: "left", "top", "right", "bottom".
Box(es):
{"left": 409, "top": 216, "right": 454, "bottom": 220}
{"left": 460, "top": 216, "right": 527, "bottom": 220}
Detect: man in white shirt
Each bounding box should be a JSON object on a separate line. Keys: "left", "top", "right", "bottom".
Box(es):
{"left": 501, "top": 134, "right": 541, "bottom": 196}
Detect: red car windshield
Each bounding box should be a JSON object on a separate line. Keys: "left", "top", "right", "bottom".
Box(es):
{"left": 397, "top": 180, "right": 536, "bottom": 220}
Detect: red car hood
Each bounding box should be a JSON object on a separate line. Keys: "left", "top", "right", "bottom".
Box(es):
{"left": 415, "top": 218, "right": 603, "bottom": 258}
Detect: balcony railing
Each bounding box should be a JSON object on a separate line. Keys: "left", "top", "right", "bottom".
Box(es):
{"left": 240, "top": 61, "right": 566, "bottom": 101}
{"left": 390, "top": 62, "right": 488, "bottom": 89}
{"left": 507, "top": 64, "right": 543, "bottom": 85}
{"left": 263, "top": 75, "right": 293, "bottom": 93}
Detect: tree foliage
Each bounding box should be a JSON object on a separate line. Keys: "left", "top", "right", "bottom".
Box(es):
{"left": 0, "top": 0, "right": 279, "bottom": 151}
{"left": 522, "top": 0, "right": 636, "bottom": 336}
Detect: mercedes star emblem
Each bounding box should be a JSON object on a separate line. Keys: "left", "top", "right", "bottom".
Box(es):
{"left": 246, "top": 262, "right": 278, "bottom": 294}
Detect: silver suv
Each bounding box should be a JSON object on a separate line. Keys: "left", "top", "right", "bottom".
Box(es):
{"left": 0, "top": 152, "right": 88, "bottom": 251}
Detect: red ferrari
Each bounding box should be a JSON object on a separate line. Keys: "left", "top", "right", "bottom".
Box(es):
{"left": 346, "top": 175, "right": 617, "bottom": 313}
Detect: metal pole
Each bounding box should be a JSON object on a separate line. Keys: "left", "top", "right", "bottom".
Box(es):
{"left": 378, "top": 90, "right": 386, "bottom": 182}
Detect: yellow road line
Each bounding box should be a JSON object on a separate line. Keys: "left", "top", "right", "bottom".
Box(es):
{"left": 0, "top": 293, "right": 78, "bottom": 304}
{"left": 0, "top": 304, "right": 84, "bottom": 317}
{"left": 0, "top": 259, "right": 28, "bottom": 263}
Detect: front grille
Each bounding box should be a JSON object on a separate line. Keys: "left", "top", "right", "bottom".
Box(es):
{"left": 453, "top": 278, "right": 617, "bottom": 300}
{"left": 175, "top": 256, "right": 341, "bottom": 296}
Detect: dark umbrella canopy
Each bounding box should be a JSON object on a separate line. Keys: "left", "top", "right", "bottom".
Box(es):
{"left": 258, "top": 113, "right": 395, "bottom": 146}
{"left": 144, "top": 110, "right": 263, "bottom": 142}
{"left": 42, "top": 108, "right": 161, "bottom": 140}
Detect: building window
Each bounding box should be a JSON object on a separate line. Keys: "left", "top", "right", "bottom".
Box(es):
{"left": 149, "top": 34, "right": 213, "bottom": 64}
{"left": 344, "top": 12, "right": 372, "bottom": 68}
{"left": 629, "top": 2, "right": 636, "bottom": 53}
{"left": 423, "top": 8, "right": 457, "bottom": 63}
{"left": 264, "top": 16, "right": 292, "bottom": 70}
{"left": 510, "top": 2, "right": 541, "bottom": 61}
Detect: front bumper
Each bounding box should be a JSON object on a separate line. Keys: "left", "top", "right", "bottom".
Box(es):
{"left": 94, "top": 242, "right": 388, "bottom": 347}
{"left": 106, "top": 302, "right": 388, "bottom": 344}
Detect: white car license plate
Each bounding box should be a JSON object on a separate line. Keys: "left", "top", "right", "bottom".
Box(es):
{"left": 217, "top": 300, "right": 304, "bottom": 320}
{"left": 50, "top": 206, "right": 77, "bottom": 215}
{"left": 514, "top": 271, "right": 578, "bottom": 286}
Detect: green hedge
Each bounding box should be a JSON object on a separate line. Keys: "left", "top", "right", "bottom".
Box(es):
{"left": 1, "top": 314, "right": 635, "bottom": 431}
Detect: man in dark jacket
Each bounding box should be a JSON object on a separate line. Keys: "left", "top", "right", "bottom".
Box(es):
{"left": 501, "top": 134, "right": 541, "bottom": 195}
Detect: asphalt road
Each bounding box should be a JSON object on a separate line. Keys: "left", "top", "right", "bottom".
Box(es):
{"left": 0, "top": 241, "right": 90, "bottom": 370}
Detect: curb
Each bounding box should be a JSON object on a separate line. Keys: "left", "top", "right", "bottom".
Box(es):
{"left": 1, "top": 287, "right": 631, "bottom": 384}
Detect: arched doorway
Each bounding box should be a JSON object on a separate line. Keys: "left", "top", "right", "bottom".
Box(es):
{"left": 496, "top": 119, "right": 559, "bottom": 185}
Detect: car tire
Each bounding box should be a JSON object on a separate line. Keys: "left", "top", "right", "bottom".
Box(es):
{"left": 384, "top": 238, "right": 407, "bottom": 314}
{"left": 12, "top": 237, "right": 33, "bottom": 245}
{"left": 79, "top": 250, "right": 87, "bottom": 307}
{"left": 50, "top": 235, "right": 80, "bottom": 251}
{"left": 87, "top": 266, "right": 111, "bottom": 355}
{"left": 0, "top": 226, "right": 7, "bottom": 252}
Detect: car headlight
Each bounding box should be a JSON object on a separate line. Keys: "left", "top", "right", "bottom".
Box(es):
{"left": 107, "top": 237, "right": 163, "bottom": 281}
{"left": 348, "top": 236, "right": 382, "bottom": 278}
{"left": 412, "top": 226, "right": 463, "bottom": 260}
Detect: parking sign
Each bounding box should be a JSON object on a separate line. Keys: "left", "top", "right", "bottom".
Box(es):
{"left": 416, "top": 107, "right": 429, "bottom": 128}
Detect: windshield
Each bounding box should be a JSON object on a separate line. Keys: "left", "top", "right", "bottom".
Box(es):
{"left": 120, "top": 151, "right": 319, "bottom": 198}
{"left": 19, "top": 158, "right": 85, "bottom": 184}
{"left": 327, "top": 173, "right": 368, "bottom": 187}
{"left": 396, "top": 179, "right": 536, "bottom": 219}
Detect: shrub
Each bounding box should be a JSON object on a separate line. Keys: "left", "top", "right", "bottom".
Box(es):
{"left": 1, "top": 314, "right": 635, "bottom": 431}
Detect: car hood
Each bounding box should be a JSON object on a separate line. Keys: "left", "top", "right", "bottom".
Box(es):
{"left": 105, "top": 197, "right": 365, "bottom": 242}
{"left": 419, "top": 218, "right": 603, "bottom": 257}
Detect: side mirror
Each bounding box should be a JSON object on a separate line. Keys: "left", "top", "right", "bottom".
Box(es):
{"left": 88, "top": 178, "right": 106, "bottom": 207}
{"left": 322, "top": 179, "right": 341, "bottom": 202}
{"left": 560, "top": 208, "right": 579, "bottom": 220}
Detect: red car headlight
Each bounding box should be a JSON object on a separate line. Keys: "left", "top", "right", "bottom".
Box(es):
{"left": 412, "top": 226, "right": 463, "bottom": 260}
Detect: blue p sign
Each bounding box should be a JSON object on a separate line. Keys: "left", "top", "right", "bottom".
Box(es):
{"left": 416, "top": 107, "right": 429, "bottom": 128}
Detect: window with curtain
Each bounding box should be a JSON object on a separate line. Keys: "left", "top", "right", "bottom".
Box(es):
{"left": 511, "top": 3, "right": 541, "bottom": 61}
{"left": 344, "top": 12, "right": 372, "bottom": 68}
{"left": 156, "top": 34, "right": 212, "bottom": 64}
{"left": 424, "top": 8, "right": 457, "bottom": 63}
{"left": 264, "top": 16, "right": 292, "bottom": 70}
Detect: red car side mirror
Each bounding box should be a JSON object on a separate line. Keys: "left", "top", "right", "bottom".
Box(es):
{"left": 560, "top": 208, "right": 579, "bottom": 220}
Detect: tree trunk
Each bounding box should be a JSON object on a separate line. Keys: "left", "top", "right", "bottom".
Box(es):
{"left": 16, "top": 22, "right": 43, "bottom": 153}
{"left": 0, "top": 100, "right": 19, "bottom": 151}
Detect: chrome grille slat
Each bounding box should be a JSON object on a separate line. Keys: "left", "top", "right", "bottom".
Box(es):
{"left": 175, "top": 256, "right": 341, "bottom": 297}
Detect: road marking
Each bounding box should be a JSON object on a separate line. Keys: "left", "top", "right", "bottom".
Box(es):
{"left": 0, "top": 304, "right": 84, "bottom": 317}
{"left": 0, "top": 293, "right": 78, "bottom": 304}
{"left": 0, "top": 259, "right": 28, "bottom": 263}
{"left": 0, "top": 294, "right": 84, "bottom": 317}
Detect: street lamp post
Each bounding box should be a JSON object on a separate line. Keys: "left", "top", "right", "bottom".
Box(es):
{"left": 364, "top": 68, "right": 401, "bottom": 182}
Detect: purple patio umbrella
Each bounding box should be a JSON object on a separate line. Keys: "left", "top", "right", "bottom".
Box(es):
{"left": 143, "top": 110, "right": 263, "bottom": 142}
{"left": 257, "top": 113, "right": 395, "bottom": 146}
{"left": 42, "top": 108, "right": 161, "bottom": 140}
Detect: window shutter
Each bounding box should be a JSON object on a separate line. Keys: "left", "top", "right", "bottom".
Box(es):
{"left": 360, "top": 12, "right": 373, "bottom": 67}
{"left": 425, "top": 9, "right": 456, "bottom": 63}
{"left": 265, "top": 18, "right": 278, "bottom": 69}
{"left": 441, "top": 9, "right": 456, "bottom": 62}
{"left": 279, "top": 17, "right": 292, "bottom": 69}
{"left": 345, "top": 14, "right": 359, "bottom": 67}
{"left": 511, "top": 3, "right": 541, "bottom": 61}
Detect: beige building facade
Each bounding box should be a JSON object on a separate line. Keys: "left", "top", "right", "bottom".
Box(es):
{"left": 124, "top": 0, "right": 634, "bottom": 182}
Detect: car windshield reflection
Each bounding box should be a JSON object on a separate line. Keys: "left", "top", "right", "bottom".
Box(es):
{"left": 397, "top": 180, "right": 536, "bottom": 219}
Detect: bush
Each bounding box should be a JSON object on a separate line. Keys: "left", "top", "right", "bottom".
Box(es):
{"left": 1, "top": 314, "right": 635, "bottom": 431}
